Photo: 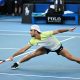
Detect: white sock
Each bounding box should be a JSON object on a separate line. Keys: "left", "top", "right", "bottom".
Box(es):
{"left": 17, "top": 62, "right": 20, "bottom": 65}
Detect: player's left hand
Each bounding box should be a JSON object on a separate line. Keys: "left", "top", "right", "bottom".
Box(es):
{"left": 69, "top": 27, "right": 76, "bottom": 32}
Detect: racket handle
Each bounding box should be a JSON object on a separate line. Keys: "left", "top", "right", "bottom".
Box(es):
{"left": 0, "top": 59, "right": 10, "bottom": 64}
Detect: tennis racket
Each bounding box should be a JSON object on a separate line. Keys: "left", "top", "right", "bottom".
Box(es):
{"left": 0, "top": 59, "right": 10, "bottom": 64}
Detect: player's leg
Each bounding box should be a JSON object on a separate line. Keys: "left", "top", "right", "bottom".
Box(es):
{"left": 60, "top": 48, "right": 80, "bottom": 63}
{"left": 19, "top": 47, "right": 47, "bottom": 63}
{"left": 11, "top": 47, "right": 47, "bottom": 69}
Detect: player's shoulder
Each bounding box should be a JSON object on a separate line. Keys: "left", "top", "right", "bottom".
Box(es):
{"left": 41, "top": 31, "right": 53, "bottom": 35}
{"left": 42, "top": 31, "right": 52, "bottom": 33}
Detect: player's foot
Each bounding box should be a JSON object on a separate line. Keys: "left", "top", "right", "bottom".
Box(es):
{"left": 76, "top": 61, "right": 80, "bottom": 64}
{"left": 11, "top": 63, "right": 19, "bottom": 70}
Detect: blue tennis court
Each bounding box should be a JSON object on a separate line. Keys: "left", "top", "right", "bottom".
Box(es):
{"left": 0, "top": 16, "right": 80, "bottom": 80}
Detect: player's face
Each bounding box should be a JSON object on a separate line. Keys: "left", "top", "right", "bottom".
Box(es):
{"left": 30, "top": 29, "right": 36, "bottom": 37}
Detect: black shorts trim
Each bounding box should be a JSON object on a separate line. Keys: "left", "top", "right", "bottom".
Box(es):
{"left": 44, "top": 44, "right": 63, "bottom": 55}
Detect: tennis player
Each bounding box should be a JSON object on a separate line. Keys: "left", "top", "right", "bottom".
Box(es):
{"left": 7, "top": 25, "right": 80, "bottom": 69}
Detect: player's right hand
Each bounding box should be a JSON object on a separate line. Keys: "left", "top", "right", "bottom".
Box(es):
{"left": 7, "top": 56, "right": 14, "bottom": 61}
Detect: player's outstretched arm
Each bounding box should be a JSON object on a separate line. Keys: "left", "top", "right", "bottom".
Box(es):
{"left": 52, "top": 27, "right": 76, "bottom": 35}
{"left": 0, "top": 44, "right": 31, "bottom": 64}
{"left": 7, "top": 44, "right": 31, "bottom": 61}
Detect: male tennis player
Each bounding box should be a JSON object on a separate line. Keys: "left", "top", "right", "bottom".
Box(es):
{"left": 7, "top": 25, "right": 80, "bottom": 69}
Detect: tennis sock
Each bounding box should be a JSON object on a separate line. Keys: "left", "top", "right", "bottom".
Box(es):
{"left": 17, "top": 62, "right": 20, "bottom": 65}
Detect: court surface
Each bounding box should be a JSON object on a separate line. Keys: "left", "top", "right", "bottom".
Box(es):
{"left": 0, "top": 16, "right": 80, "bottom": 80}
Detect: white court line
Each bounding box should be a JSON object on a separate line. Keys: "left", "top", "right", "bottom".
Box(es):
{"left": 0, "top": 34, "right": 80, "bottom": 38}
{"left": 0, "top": 33, "right": 80, "bottom": 38}
{"left": 0, "top": 34, "right": 29, "bottom": 36}
{"left": 0, "top": 30, "right": 80, "bottom": 34}
{"left": 0, "top": 73, "right": 80, "bottom": 80}
{"left": 60, "top": 37, "right": 75, "bottom": 42}
{"left": 0, "top": 30, "right": 29, "bottom": 33}
{"left": 15, "top": 50, "right": 35, "bottom": 58}
{"left": 0, "top": 48, "right": 19, "bottom": 50}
